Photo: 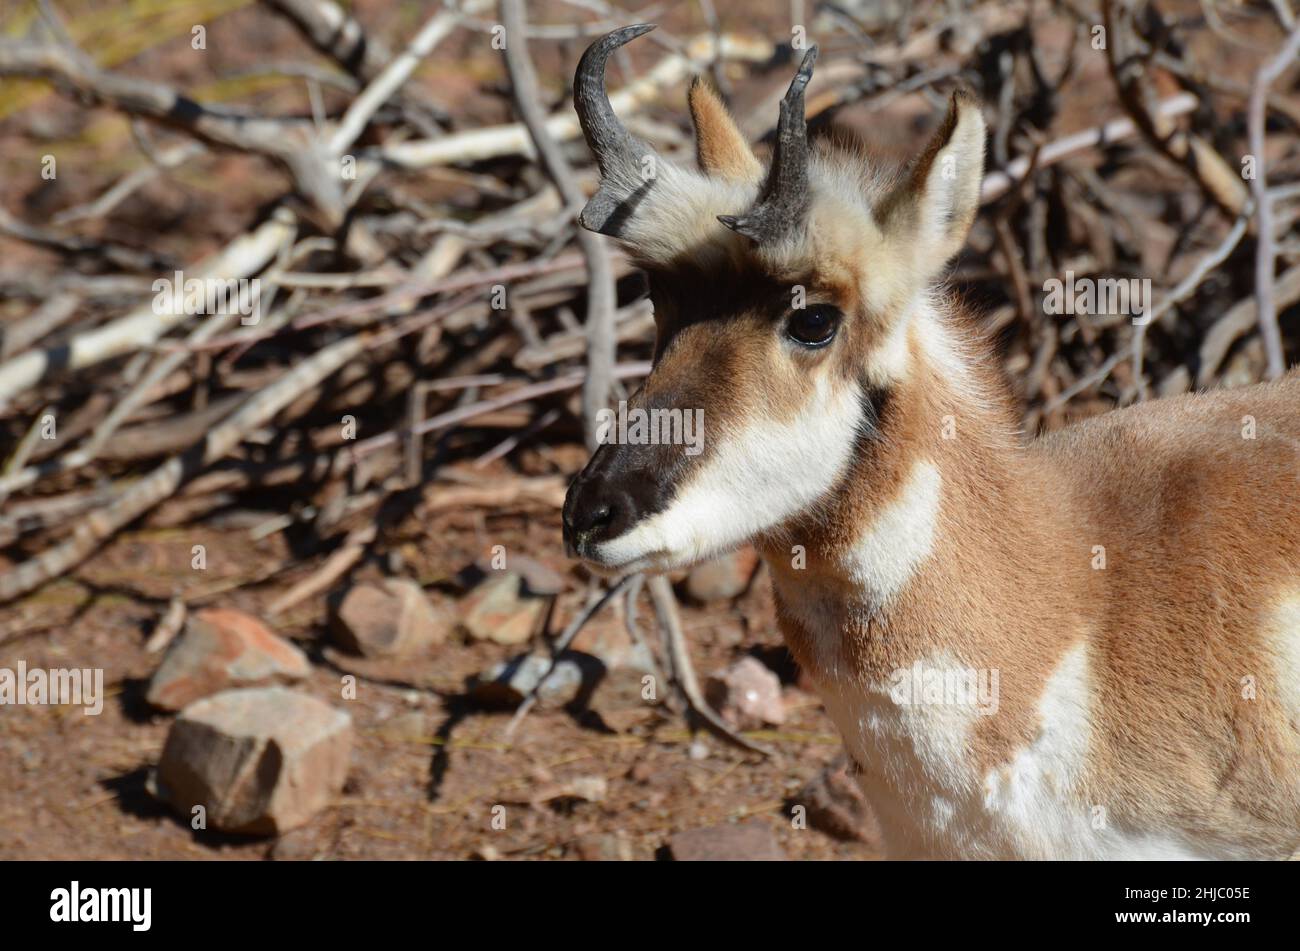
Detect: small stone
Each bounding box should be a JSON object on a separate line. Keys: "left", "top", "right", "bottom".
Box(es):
{"left": 568, "top": 615, "right": 635, "bottom": 668}
{"left": 268, "top": 826, "right": 326, "bottom": 861}
{"left": 573, "top": 832, "right": 634, "bottom": 861}
{"left": 459, "top": 572, "right": 548, "bottom": 645}
{"left": 668, "top": 820, "right": 786, "bottom": 861}
{"left": 705, "top": 656, "right": 786, "bottom": 731}
{"left": 470, "top": 652, "right": 589, "bottom": 710}
{"left": 379, "top": 710, "right": 428, "bottom": 742}
{"left": 146, "top": 608, "right": 310, "bottom": 712}
{"left": 796, "top": 754, "right": 882, "bottom": 846}
{"left": 586, "top": 666, "right": 657, "bottom": 731}
{"left": 475, "top": 553, "right": 567, "bottom": 596}
{"left": 330, "top": 578, "right": 446, "bottom": 657}
{"left": 533, "top": 775, "right": 607, "bottom": 805}
{"left": 154, "top": 687, "right": 353, "bottom": 835}
{"left": 683, "top": 548, "right": 759, "bottom": 602}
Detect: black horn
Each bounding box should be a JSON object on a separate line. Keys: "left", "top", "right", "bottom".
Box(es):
{"left": 718, "top": 45, "right": 819, "bottom": 243}
{"left": 573, "top": 24, "right": 660, "bottom": 236}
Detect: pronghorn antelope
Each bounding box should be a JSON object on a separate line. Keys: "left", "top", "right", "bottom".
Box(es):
{"left": 560, "top": 25, "right": 1300, "bottom": 860}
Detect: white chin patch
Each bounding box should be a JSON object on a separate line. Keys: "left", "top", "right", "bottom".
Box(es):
{"left": 587, "top": 374, "right": 865, "bottom": 572}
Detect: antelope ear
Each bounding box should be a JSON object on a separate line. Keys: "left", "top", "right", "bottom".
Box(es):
{"left": 882, "top": 90, "right": 986, "bottom": 271}
{"left": 688, "top": 77, "right": 762, "bottom": 183}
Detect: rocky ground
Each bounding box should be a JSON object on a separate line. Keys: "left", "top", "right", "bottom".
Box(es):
{"left": 0, "top": 498, "right": 880, "bottom": 860}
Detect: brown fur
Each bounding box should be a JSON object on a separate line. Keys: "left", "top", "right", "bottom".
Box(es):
{"left": 763, "top": 305, "right": 1300, "bottom": 853}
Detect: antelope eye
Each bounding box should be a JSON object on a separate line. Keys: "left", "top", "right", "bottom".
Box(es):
{"left": 786, "top": 305, "right": 841, "bottom": 348}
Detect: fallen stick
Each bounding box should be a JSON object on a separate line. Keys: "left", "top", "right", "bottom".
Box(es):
{"left": 328, "top": 1, "right": 486, "bottom": 155}
{"left": 1131, "top": 211, "right": 1251, "bottom": 400}
{"left": 420, "top": 476, "right": 568, "bottom": 512}
{"left": 980, "top": 93, "right": 1198, "bottom": 205}
{"left": 0, "top": 210, "right": 295, "bottom": 411}
{"left": 372, "top": 31, "right": 774, "bottom": 168}
{"left": 0, "top": 292, "right": 79, "bottom": 360}
{"left": 1198, "top": 266, "right": 1300, "bottom": 387}
{"left": 267, "top": 523, "right": 377, "bottom": 617}
{"left": 144, "top": 598, "right": 188, "bottom": 654}
{"left": 1246, "top": 23, "right": 1300, "bottom": 379}
{"left": 0, "top": 404, "right": 51, "bottom": 508}
{"left": 351, "top": 360, "right": 652, "bottom": 458}
{"left": 502, "top": 0, "right": 616, "bottom": 451}
{"left": 262, "top": 0, "right": 395, "bottom": 84}
{"left": 0, "top": 327, "right": 367, "bottom": 603}
{"left": 647, "top": 575, "right": 770, "bottom": 756}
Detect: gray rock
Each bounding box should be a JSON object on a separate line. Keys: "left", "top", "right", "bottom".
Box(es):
{"left": 795, "top": 753, "right": 882, "bottom": 847}
{"left": 154, "top": 687, "right": 352, "bottom": 835}
{"left": 471, "top": 652, "right": 588, "bottom": 709}
{"left": 668, "top": 820, "right": 786, "bottom": 861}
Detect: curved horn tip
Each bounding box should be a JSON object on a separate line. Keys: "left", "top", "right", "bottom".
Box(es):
{"left": 596, "top": 22, "right": 657, "bottom": 51}
{"left": 575, "top": 24, "right": 658, "bottom": 89}
{"left": 790, "top": 44, "right": 819, "bottom": 91}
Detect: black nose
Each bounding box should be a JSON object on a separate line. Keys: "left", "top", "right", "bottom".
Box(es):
{"left": 562, "top": 470, "right": 638, "bottom": 553}
{"left": 563, "top": 440, "right": 671, "bottom": 556}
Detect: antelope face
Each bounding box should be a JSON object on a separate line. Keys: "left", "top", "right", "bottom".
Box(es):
{"left": 562, "top": 26, "right": 985, "bottom": 575}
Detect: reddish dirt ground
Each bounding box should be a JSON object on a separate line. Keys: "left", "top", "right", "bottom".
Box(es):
{"left": 0, "top": 497, "right": 875, "bottom": 860}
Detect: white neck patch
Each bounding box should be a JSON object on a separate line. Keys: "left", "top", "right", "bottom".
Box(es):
{"left": 843, "top": 458, "right": 943, "bottom": 606}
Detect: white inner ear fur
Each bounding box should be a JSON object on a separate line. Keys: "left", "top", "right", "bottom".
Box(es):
{"left": 592, "top": 369, "right": 865, "bottom": 571}
{"left": 912, "top": 103, "right": 986, "bottom": 268}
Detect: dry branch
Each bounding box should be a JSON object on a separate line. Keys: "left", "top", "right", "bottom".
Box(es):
{"left": 0, "top": 212, "right": 295, "bottom": 411}
{"left": 502, "top": 0, "right": 616, "bottom": 450}
{"left": 0, "top": 329, "right": 367, "bottom": 603}
{"left": 373, "top": 31, "right": 775, "bottom": 168}
{"left": 1247, "top": 23, "right": 1300, "bottom": 379}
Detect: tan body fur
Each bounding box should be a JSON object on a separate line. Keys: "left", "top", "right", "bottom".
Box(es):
{"left": 764, "top": 311, "right": 1300, "bottom": 858}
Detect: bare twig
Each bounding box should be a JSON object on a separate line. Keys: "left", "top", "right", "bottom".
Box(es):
{"left": 0, "top": 211, "right": 294, "bottom": 412}
{"left": 502, "top": 573, "right": 637, "bottom": 741}
{"left": 1246, "top": 23, "right": 1300, "bottom": 378}
{"left": 648, "top": 575, "right": 771, "bottom": 756}
{"left": 145, "top": 599, "right": 188, "bottom": 654}
{"left": 0, "top": 327, "right": 368, "bottom": 603}
{"left": 502, "top": 0, "right": 617, "bottom": 450}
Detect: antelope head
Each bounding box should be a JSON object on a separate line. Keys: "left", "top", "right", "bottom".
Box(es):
{"left": 562, "top": 25, "right": 987, "bottom": 575}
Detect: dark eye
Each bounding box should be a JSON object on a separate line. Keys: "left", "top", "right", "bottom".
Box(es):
{"left": 786, "top": 305, "right": 841, "bottom": 348}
